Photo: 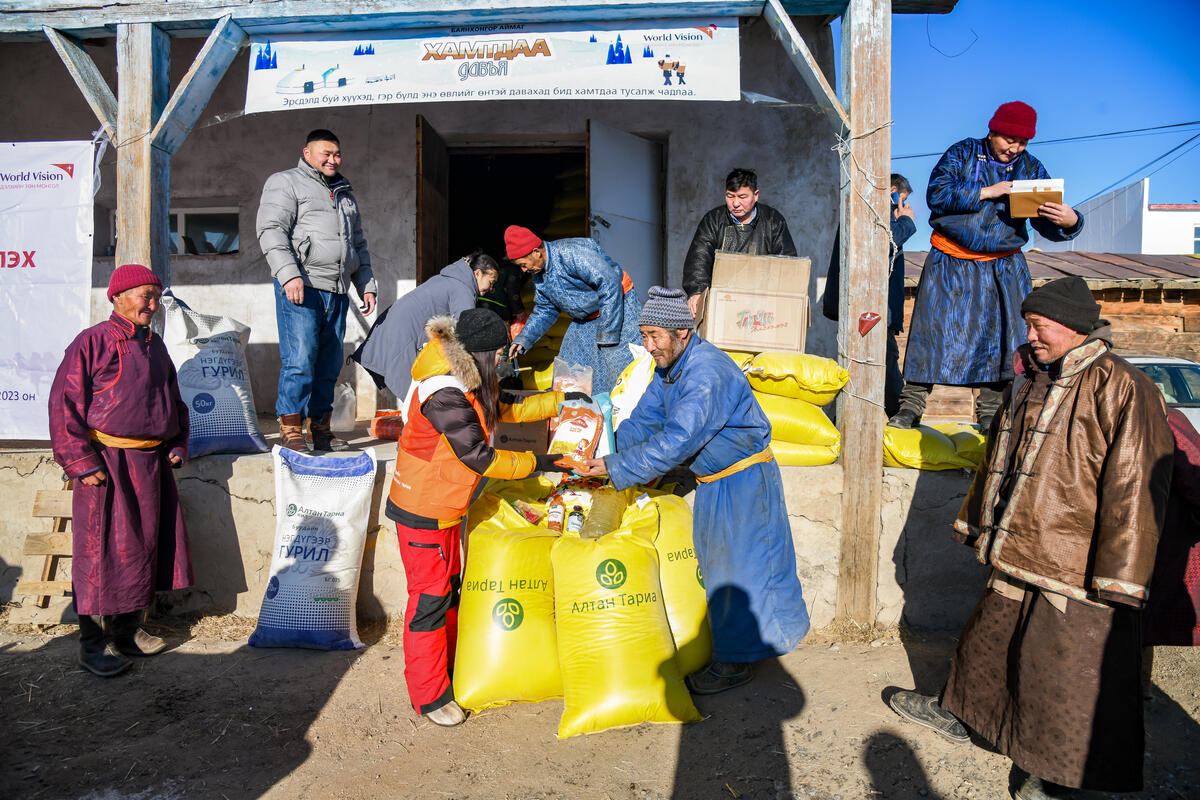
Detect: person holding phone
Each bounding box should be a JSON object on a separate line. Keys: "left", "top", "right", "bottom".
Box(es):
{"left": 891, "top": 102, "right": 1083, "bottom": 432}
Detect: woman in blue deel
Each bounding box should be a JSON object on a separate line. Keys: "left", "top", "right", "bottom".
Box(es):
{"left": 503, "top": 225, "right": 642, "bottom": 394}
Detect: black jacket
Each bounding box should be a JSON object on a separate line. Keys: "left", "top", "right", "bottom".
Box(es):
{"left": 821, "top": 209, "right": 916, "bottom": 334}
{"left": 682, "top": 203, "right": 797, "bottom": 297}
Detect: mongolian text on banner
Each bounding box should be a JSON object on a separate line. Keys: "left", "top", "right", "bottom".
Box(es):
{"left": 244, "top": 18, "right": 739, "bottom": 113}
{"left": 0, "top": 141, "right": 94, "bottom": 440}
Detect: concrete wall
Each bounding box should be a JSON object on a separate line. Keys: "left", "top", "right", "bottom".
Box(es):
{"left": 0, "top": 444, "right": 984, "bottom": 632}
{"left": 1, "top": 16, "right": 843, "bottom": 415}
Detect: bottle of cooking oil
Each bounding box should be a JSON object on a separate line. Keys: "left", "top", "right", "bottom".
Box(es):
{"left": 579, "top": 487, "right": 626, "bottom": 539}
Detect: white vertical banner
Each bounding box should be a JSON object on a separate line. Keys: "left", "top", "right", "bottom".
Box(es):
{"left": 0, "top": 141, "right": 94, "bottom": 440}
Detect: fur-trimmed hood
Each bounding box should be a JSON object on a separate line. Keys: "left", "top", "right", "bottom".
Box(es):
{"left": 410, "top": 315, "right": 482, "bottom": 390}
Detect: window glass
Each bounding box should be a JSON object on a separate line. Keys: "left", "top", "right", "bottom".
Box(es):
{"left": 1174, "top": 365, "right": 1200, "bottom": 405}
{"left": 183, "top": 213, "right": 239, "bottom": 254}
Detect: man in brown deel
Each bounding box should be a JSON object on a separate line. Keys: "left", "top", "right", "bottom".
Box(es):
{"left": 887, "top": 276, "right": 1173, "bottom": 799}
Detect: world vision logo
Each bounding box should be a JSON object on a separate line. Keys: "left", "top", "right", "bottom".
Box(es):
{"left": 595, "top": 558, "right": 627, "bottom": 590}
{"left": 0, "top": 163, "right": 75, "bottom": 185}
{"left": 493, "top": 598, "right": 524, "bottom": 630}
{"left": 286, "top": 503, "right": 298, "bottom": 517}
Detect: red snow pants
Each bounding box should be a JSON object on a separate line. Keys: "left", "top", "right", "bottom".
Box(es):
{"left": 396, "top": 521, "right": 462, "bottom": 714}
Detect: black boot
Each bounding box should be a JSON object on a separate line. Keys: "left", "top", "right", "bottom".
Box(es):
{"left": 78, "top": 614, "right": 131, "bottom": 677}
{"left": 111, "top": 610, "right": 168, "bottom": 657}
{"left": 309, "top": 413, "right": 349, "bottom": 452}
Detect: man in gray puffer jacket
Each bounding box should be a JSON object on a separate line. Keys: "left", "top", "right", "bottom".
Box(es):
{"left": 257, "top": 129, "right": 377, "bottom": 452}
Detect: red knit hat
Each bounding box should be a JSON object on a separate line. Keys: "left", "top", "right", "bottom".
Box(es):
{"left": 988, "top": 101, "right": 1037, "bottom": 140}
{"left": 504, "top": 225, "right": 542, "bottom": 260}
{"left": 107, "top": 263, "right": 162, "bottom": 301}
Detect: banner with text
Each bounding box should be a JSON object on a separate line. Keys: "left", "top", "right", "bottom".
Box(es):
{"left": 0, "top": 141, "right": 94, "bottom": 440}
{"left": 245, "top": 18, "right": 739, "bottom": 113}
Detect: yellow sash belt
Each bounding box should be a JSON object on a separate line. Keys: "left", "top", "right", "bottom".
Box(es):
{"left": 695, "top": 447, "right": 774, "bottom": 484}
{"left": 90, "top": 430, "right": 163, "bottom": 449}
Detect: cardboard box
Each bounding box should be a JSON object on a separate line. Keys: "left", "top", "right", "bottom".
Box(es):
{"left": 496, "top": 389, "right": 549, "bottom": 453}
{"left": 697, "top": 252, "right": 811, "bottom": 353}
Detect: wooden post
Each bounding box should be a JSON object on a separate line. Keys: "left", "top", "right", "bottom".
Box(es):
{"left": 115, "top": 22, "right": 170, "bottom": 282}
{"left": 835, "top": 0, "right": 891, "bottom": 627}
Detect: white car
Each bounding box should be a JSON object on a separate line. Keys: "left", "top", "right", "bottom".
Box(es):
{"left": 1126, "top": 356, "right": 1200, "bottom": 430}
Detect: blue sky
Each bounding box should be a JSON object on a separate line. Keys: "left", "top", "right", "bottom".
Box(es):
{"left": 832, "top": 0, "right": 1200, "bottom": 246}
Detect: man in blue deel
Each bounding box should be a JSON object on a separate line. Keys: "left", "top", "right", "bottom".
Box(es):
{"left": 578, "top": 286, "right": 810, "bottom": 694}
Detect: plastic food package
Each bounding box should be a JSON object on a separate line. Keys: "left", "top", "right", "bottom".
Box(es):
{"left": 609, "top": 345, "right": 655, "bottom": 432}
{"left": 552, "top": 357, "right": 593, "bottom": 395}
{"left": 161, "top": 293, "right": 269, "bottom": 458}
{"left": 771, "top": 439, "right": 840, "bottom": 467}
{"left": 551, "top": 527, "right": 701, "bottom": 737}
{"left": 453, "top": 494, "right": 562, "bottom": 711}
{"left": 883, "top": 425, "right": 978, "bottom": 471}
{"left": 249, "top": 447, "right": 376, "bottom": 650}
{"left": 592, "top": 392, "right": 616, "bottom": 458}
{"left": 548, "top": 407, "right": 604, "bottom": 469}
{"left": 745, "top": 352, "right": 849, "bottom": 407}
{"left": 753, "top": 391, "right": 840, "bottom": 447}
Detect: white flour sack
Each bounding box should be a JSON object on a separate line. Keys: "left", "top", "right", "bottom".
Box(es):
{"left": 249, "top": 446, "right": 377, "bottom": 650}
{"left": 161, "top": 293, "right": 269, "bottom": 458}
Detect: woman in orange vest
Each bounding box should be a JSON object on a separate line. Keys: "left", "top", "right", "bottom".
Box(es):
{"left": 386, "top": 308, "right": 578, "bottom": 726}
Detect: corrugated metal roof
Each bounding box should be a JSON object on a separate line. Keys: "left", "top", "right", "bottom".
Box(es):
{"left": 903, "top": 250, "right": 1200, "bottom": 290}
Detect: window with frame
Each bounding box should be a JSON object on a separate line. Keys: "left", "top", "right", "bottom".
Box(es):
{"left": 1193, "top": 224, "right": 1199, "bottom": 256}
{"left": 169, "top": 207, "right": 240, "bottom": 255}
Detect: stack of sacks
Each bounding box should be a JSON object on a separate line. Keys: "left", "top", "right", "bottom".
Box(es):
{"left": 742, "top": 352, "right": 849, "bottom": 466}
{"left": 454, "top": 481, "right": 709, "bottom": 738}
{"left": 882, "top": 422, "right": 986, "bottom": 470}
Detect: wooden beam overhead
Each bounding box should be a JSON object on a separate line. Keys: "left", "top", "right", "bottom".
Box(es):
{"left": 151, "top": 14, "right": 247, "bottom": 155}
{"left": 762, "top": 0, "right": 849, "bottom": 135}
{"left": 835, "top": 0, "right": 891, "bottom": 627}
{"left": 3, "top": 0, "right": 959, "bottom": 39}
{"left": 42, "top": 26, "right": 118, "bottom": 140}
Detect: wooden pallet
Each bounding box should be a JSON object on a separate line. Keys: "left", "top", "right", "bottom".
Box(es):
{"left": 10, "top": 485, "right": 76, "bottom": 626}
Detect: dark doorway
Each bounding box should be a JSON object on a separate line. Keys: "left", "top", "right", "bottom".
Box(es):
{"left": 447, "top": 148, "right": 587, "bottom": 264}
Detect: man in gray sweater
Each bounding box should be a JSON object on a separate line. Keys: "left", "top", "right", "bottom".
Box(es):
{"left": 257, "top": 129, "right": 377, "bottom": 451}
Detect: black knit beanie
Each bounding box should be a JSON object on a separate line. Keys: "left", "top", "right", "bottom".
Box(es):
{"left": 1020, "top": 276, "right": 1101, "bottom": 334}
{"left": 455, "top": 308, "right": 509, "bottom": 353}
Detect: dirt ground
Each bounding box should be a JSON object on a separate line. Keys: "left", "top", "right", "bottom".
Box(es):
{"left": 1, "top": 615, "right": 1197, "bottom": 800}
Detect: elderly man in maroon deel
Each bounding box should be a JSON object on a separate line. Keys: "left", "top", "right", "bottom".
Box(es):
{"left": 49, "top": 264, "right": 194, "bottom": 677}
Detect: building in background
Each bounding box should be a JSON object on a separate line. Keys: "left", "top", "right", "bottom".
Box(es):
{"left": 1032, "top": 178, "right": 1200, "bottom": 255}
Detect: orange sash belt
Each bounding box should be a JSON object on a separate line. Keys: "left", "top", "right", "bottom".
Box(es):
{"left": 583, "top": 271, "right": 635, "bottom": 321}
{"left": 90, "top": 430, "right": 162, "bottom": 449}
{"left": 695, "top": 447, "right": 774, "bottom": 484}
{"left": 930, "top": 231, "right": 1020, "bottom": 262}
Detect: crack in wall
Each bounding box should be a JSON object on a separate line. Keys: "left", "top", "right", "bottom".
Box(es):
{"left": 0, "top": 455, "right": 59, "bottom": 478}
{"left": 178, "top": 476, "right": 275, "bottom": 507}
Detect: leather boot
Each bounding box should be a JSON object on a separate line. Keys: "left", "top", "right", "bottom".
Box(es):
{"left": 111, "top": 610, "right": 168, "bottom": 656}
{"left": 278, "top": 413, "right": 308, "bottom": 452}
{"left": 309, "top": 413, "right": 348, "bottom": 452}
{"left": 77, "top": 614, "right": 131, "bottom": 677}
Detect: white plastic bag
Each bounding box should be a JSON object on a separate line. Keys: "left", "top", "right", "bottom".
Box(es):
{"left": 610, "top": 345, "right": 654, "bottom": 432}
{"left": 161, "top": 293, "right": 268, "bottom": 457}
{"left": 249, "top": 446, "right": 377, "bottom": 650}
{"left": 331, "top": 381, "right": 356, "bottom": 432}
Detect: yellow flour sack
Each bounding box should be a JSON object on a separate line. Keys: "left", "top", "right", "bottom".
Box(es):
{"left": 633, "top": 493, "right": 712, "bottom": 676}
{"left": 454, "top": 497, "right": 562, "bottom": 711}
{"left": 745, "top": 352, "right": 849, "bottom": 406}
{"left": 609, "top": 346, "right": 656, "bottom": 432}
{"left": 883, "top": 425, "right": 977, "bottom": 471}
{"left": 753, "top": 392, "right": 840, "bottom": 446}
{"left": 721, "top": 350, "right": 756, "bottom": 369}
{"left": 551, "top": 528, "right": 701, "bottom": 737}
{"left": 520, "top": 361, "right": 556, "bottom": 391}
{"left": 772, "top": 439, "right": 839, "bottom": 466}
{"left": 933, "top": 423, "right": 988, "bottom": 467}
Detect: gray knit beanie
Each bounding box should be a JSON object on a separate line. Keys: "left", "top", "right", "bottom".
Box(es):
{"left": 638, "top": 286, "right": 695, "bottom": 330}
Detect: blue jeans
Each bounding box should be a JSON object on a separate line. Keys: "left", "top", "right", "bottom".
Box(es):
{"left": 274, "top": 280, "right": 349, "bottom": 418}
